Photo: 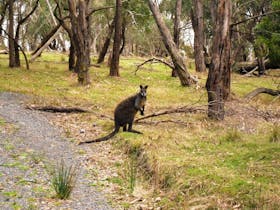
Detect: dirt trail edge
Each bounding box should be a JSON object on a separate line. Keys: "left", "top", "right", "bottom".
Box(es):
{"left": 0, "top": 92, "right": 114, "bottom": 210}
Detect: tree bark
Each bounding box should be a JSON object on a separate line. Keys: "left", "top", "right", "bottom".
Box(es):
{"left": 191, "top": 0, "right": 206, "bottom": 72}
{"left": 45, "top": 0, "right": 66, "bottom": 51}
{"left": 171, "top": 0, "right": 182, "bottom": 77}
{"left": 119, "top": 17, "right": 126, "bottom": 55}
{"left": 8, "top": 0, "right": 16, "bottom": 68}
{"left": 68, "top": 0, "right": 91, "bottom": 85}
{"left": 69, "top": 40, "right": 76, "bottom": 71}
{"left": 14, "top": 0, "right": 39, "bottom": 67}
{"left": 206, "top": 0, "right": 232, "bottom": 120}
{"left": 173, "top": 0, "right": 181, "bottom": 48}
{"left": 148, "top": 0, "right": 196, "bottom": 86}
{"left": 0, "top": 2, "right": 8, "bottom": 48}
{"left": 110, "top": 0, "right": 122, "bottom": 77}
{"left": 97, "top": 20, "right": 114, "bottom": 64}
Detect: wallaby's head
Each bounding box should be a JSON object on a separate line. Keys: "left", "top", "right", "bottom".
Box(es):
{"left": 139, "top": 85, "right": 148, "bottom": 97}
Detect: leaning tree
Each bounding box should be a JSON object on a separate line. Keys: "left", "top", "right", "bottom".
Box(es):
{"left": 148, "top": 0, "right": 197, "bottom": 86}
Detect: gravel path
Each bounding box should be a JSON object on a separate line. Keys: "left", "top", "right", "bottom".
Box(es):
{"left": 0, "top": 92, "right": 114, "bottom": 210}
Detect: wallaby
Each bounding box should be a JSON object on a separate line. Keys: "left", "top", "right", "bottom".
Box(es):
{"left": 78, "top": 85, "right": 148, "bottom": 144}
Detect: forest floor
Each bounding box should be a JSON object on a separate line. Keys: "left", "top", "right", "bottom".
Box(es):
{"left": 0, "top": 54, "right": 279, "bottom": 209}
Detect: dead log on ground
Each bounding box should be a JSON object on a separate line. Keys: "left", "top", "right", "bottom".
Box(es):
{"left": 0, "top": 49, "right": 8, "bottom": 54}
{"left": 26, "top": 105, "right": 90, "bottom": 113}
{"left": 245, "top": 88, "right": 280, "bottom": 100}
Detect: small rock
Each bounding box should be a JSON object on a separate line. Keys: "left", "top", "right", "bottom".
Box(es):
{"left": 80, "top": 129, "right": 85, "bottom": 133}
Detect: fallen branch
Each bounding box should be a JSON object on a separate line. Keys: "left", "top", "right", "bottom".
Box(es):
{"left": 26, "top": 105, "right": 90, "bottom": 113}
{"left": 0, "top": 49, "right": 8, "bottom": 54}
{"left": 135, "top": 105, "right": 206, "bottom": 122}
{"left": 137, "top": 119, "right": 189, "bottom": 126}
{"left": 245, "top": 88, "right": 280, "bottom": 100}
{"left": 135, "top": 57, "right": 174, "bottom": 75}
{"left": 243, "top": 66, "right": 258, "bottom": 76}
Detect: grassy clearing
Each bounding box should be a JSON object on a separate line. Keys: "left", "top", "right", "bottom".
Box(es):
{"left": 0, "top": 53, "right": 279, "bottom": 208}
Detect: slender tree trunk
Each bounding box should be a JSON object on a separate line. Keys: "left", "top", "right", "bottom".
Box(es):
{"left": 148, "top": 0, "right": 196, "bottom": 86}
{"left": 171, "top": 0, "right": 182, "bottom": 77}
{"left": 97, "top": 20, "right": 114, "bottom": 64}
{"left": 14, "top": 0, "right": 39, "bottom": 67}
{"left": 14, "top": 26, "right": 20, "bottom": 67}
{"left": 8, "top": 0, "right": 16, "bottom": 68}
{"left": 69, "top": 40, "right": 76, "bottom": 71}
{"left": 0, "top": 2, "right": 8, "bottom": 48}
{"left": 110, "top": 0, "right": 122, "bottom": 76}
{"left": 191, "top": 0, "right": 206, "bottom": 72}
{"left": 206, "top": 0, "right": 232, "bottom": 120}
{"left": 119, "top": 17, "right": 126, "bottom": 55}
{"left": 45, "top": 0, "right": 66, "bottom": 51}
{"left": 68, "top": 0, "right": 91, "bottom": 85}
{"left": 173, "top": 0, "right": 181, "bottom": 48}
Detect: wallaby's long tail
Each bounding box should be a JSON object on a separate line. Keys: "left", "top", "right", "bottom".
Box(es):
{"left": 78, "top": 129, "right": 118, "bottom": 145}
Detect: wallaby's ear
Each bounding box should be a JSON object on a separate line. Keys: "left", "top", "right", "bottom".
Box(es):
{"left": 144, "top": 85, "right": 148, "bottom": 89}
{"left": 140, "top": 85, "right": 143, "bottom": 89}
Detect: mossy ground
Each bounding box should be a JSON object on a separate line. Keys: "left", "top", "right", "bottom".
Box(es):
{"left": 0, "top": 53, "right": 279, "bottom": 209}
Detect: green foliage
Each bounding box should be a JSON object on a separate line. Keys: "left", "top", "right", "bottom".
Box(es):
{"left": 51, "top": 160, "right": 77, "bottom": 200}
{"left": 255, "top": 0, "right": 280, "bottom": 66}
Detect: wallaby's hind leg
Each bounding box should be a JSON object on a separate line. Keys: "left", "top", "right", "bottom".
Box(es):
{"left": 123, "top": 124, "right": 127, "bottom": 132}
{"left": 128, "top": 122, "right": 142, "bottom": 134}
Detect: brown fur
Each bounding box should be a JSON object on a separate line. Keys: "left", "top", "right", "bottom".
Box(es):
{"left": 78, "top": 85, "right": 148, "bottom": 144}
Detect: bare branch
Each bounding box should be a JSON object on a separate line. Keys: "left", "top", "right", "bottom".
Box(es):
{"left": 87, "top": 6, "right": 114, "bottom": 17}
{"left": 135, "top": 57, "right": 174, "bottom": 75}
{"left": 134, "top": 105, "right": 206, "bottom": 123}
{"left": 231, "top": 9, "right": 280, "bottom": 27}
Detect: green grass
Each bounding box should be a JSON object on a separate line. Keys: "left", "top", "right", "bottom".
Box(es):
{"left": 51, "top": 160, "right": 77, "bottom": 200}
{"left": 0, "top": 53, "right": 279, "bottom": 208}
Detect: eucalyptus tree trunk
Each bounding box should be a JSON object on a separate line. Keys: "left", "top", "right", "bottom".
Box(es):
{"left": 8, "top": 0, "right": 16, "bottom": 68}
{"left": 68, "top": 0, "right": 91, "bottom": 85}
{"left": 119, "top": 17, "right": 126, "bottom": 55}
{"left": 0, "top": 2, "right": 8, "bottom": 48}
{"left": 173, "top": 0, "right": 181, "bottom": 47}
{"left": 97, "top": 20, "right": 114, "bottom": 64}
{"left": 206, "top": 0, "right": 232, "bottom": 120}
{"left": 110, "top": 0, "right": 122, "bottom": 76}
{"left": 14, "top": 0, "right": 39, "bottom": 67}
{"left": 148, "top": 0, "right": 196, "bottom": 86}
{"left": 69, "top": 40, "right": 76, "bottom": 71}
{"left": 171, "top": 0, "right": 182, "bottom": 77}
{"left": 191, "top": 0, "right": 206, "bottom": 72}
